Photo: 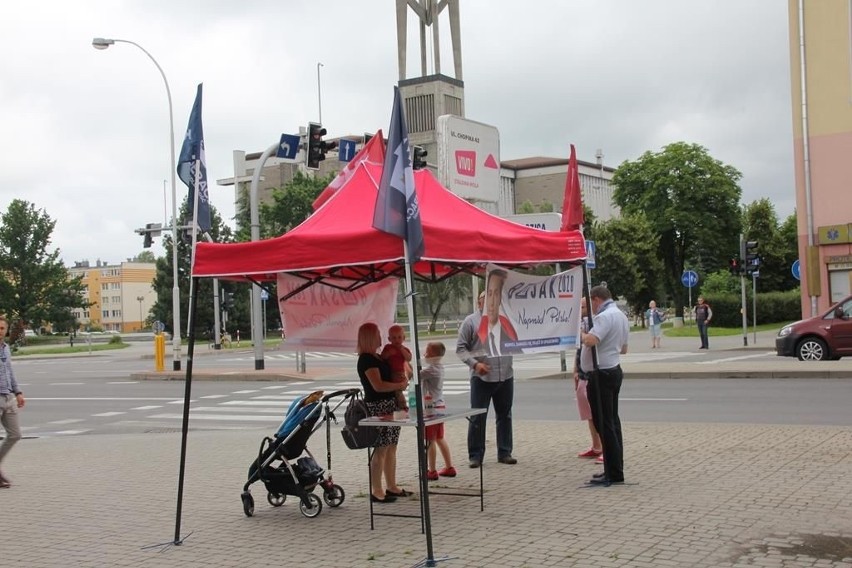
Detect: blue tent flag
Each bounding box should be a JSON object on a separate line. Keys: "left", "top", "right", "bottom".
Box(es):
{"left": 177, "top": 83, "right": 211, "bottom": 233}
{"left": 372, "top": 86, "right": 425, "bottom": 263}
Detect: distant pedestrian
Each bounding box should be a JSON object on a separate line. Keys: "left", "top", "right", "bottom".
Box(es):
{"left": 646, "top": 300, "right": 665, "bottom": 349}
{"left": 694, "top": 297, "right": 713, "bottom": 349}
{"left": 0, "top": 315, "right": 25, "bottom": 488}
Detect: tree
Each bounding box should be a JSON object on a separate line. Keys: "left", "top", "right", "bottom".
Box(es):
{"left": 150, "top": 202, "right": 235, "bottom": 339}
{"left": 134, "top": 250, "right": 156, "bottom": 263}
{"left": 517, "top": 201, "right": 535, "bottom": 214}
{"left": 743, "top": 198, "right": 785, "bottom": 292}
{"left": 260, "top": 172, "right": 333, "bottom": 239}
{"left": 591, "top": 213, "right": 663, "bottom": 319}
{"left": 612, "top": 142, "right": 743, "bottom": 318}
{"left": 0, "top": 200, "right": 89, "bottom": 341}
{"left": 416, "top": 274, "right": 469, "bottom": 331}
{"left": 777, "top": 210, "right": 799, "bottom": 292}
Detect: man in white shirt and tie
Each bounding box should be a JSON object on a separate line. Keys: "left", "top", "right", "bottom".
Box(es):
{"left": 456, "top": 269, "right": 518, "bottom": 468}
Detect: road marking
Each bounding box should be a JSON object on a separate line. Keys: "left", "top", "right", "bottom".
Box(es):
{"left": 200, "top": 394, "right": 228, "bottom": 399}
{"left": 621, "top": 398, "right": 688, "bottom": 401}
{"left": 148, "top": 413, "right": 283, "bottom": 422}
{"left": 220, "top": 400, "right": 292, "bottom": 407}
{"left": 108, "top": 381, "right": 138, "bottom": 384}
{"left": 695, "top": 353, "right": 774, "bottom": 364}
{"left": 131, "top": 405, "right": 163, "bottom": 410}
{"left": 49, "top": 382, "right": 86, "bottom": 386}
{"left": 232, "top": 389, "right": 260, "bottom": 394}
{"left": 250, "top": 395, "right": 302, "bottom": 400}
{"left": 167, "top": 399, "right": 193, "bottom": 405}
{"left": 48, "top": 418, "right": 85, "bottom": 425}
{"left": 54, "top": 430, "right": 91, "bottom": 435}
{"left": 92, "top": 412, "right": 126, "bottom": 417}
{"left": 27, "top": 397, "right": 182, "bottom": 401}
{"left": 190, "top": 406, "right": 288, "bottom": 414}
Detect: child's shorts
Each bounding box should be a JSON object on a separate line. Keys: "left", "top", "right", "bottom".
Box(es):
{"left": 425, "top": 423, "right": 444, "bottom": 441}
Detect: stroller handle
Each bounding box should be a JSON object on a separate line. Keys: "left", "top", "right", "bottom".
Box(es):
{"left": 322, "top": 388, "right": 360, "bottom": 402}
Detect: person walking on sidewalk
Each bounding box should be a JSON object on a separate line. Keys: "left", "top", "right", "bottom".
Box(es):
{"left": 457, "top": 287, "right": 517, "bottom": 468}
{"left": 580, "top": 285, "right": 629, "bottom": 486}
{"left": 0, "top": 315, "right": 25, "bottom": 488}
{"left": 694, "top": 297, "right": 713, "bottom": 349}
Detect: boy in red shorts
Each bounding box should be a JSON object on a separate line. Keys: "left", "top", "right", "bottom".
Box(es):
{"left": 421, "top": 342, "right": 456, "bottom": 480}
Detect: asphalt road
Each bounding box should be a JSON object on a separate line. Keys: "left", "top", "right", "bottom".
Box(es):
{"left": 11, "top": 345, "right": 852, "bottom": 439}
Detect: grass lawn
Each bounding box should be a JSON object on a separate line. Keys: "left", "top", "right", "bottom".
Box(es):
{"left": 655, "top": 321, "right": 794, "bottom": 337}
{"left": 13, "top": 337, "right": 284, "bottom": 357}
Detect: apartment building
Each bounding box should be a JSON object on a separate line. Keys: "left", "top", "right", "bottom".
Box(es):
{"left": 68, "top": 259, "right": 156, "bottom": 333}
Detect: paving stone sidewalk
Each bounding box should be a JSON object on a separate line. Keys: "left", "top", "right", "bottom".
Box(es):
{"left": 3, "top": 418, "right": 852, "bottom": 567}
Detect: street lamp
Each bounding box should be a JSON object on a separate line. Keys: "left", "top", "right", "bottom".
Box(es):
{"left": 93, "top": 37, "right": 182, "bottom": 371}
{"left": 137, "top": 296, "right": 145, "bottom": 331}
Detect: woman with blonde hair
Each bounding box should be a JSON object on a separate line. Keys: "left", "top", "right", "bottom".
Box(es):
{"left": 356, "top": 322, "right": 411, "bottom": 502}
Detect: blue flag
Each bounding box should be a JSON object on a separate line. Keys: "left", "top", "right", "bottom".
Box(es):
{"left": 372, "top": 86, "right": 425, "bottom": 262}
{"left": 177, "top": 83, "right": 211, "bottom": 233}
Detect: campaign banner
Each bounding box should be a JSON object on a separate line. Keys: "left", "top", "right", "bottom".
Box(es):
{"left": 483, "top": 263, "right": 582, "bottom": 355}
{"left": 277, "top": 274, "right": 399, "bottom": 351}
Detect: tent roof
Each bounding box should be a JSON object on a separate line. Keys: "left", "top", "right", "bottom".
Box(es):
{"left": 192, "top": 162, "right": 586, "bottom": 292}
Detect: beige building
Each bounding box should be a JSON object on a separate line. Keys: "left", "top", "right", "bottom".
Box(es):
{"left": 789, "top": 0, "right": 852, "bottom": 315}
{"left": 68, "top": 260, "right": 156, "bottom": 333}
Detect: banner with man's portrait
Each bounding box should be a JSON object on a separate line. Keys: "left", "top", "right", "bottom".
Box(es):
{"left": 276, "top": 274, "right": 399, "bottom": 351}
{"left": 482, "top": 263, "right": 583, "bottom": 355}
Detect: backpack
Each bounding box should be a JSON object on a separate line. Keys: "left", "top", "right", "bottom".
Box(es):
{"left": 340, "top": 391, "right": 379, "bottom": 450}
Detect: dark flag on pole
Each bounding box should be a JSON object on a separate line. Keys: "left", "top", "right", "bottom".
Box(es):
{"left": 560, "top": 144, "right": 584, "bottom": 232}
{"left": 177, "top": 83, "right": 211, "bottom": 233}
{"left": 372, "top": 86, "right": 425, "bottom": 262}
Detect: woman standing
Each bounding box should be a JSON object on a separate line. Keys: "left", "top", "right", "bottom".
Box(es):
{"left": 357, "top": 322, "right": 411, "bottom": 503}
{"left": 646, "top": 300, "right": 665, "bottom": 349}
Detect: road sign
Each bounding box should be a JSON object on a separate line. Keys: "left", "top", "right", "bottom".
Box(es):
{"left": 792, "top": 259, "right": 801, "bottom": 281}
{"left": 276, "top": 133, "right": 301, "bottom": 160}
{"left": 338, "top": 139, "right": 356, "bottom": 162}
{"left": 260, "top": 289, "right": 269, "bottom": 301}
{"left": 585, "top": 240, "right": 596, "bottom": 269}
{"left": 152, "top": 320, "right": 165, "bottom": 333}
{"left": 681, "top": 270, "right": 699, "bottom": 288}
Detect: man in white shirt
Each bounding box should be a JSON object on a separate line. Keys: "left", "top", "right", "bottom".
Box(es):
{"left": 580, "top": 285, "right": 629, "bottom": 486}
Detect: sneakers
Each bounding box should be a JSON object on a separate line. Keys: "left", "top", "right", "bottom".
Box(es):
{"left": 438, "top": 467, "right": 457, "bottom": 478}
{"left": 595, "top": 455, "right": 604, "bottom": 464}
{"left": 578, "top": 448, "right": 602, "bottom": 458}
{"left": 426, "top": 470, "right": 439, "bottom": 481}
{"left": 497, "top": 456, "right": 518, "bottom": 465}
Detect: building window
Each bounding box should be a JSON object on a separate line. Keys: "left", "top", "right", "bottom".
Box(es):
{"left": 112, "top": 310, "right": 121, "bottom": 318}
{"left": 101, "top": 283, "right": 109, "bottom": 290}
{"left": 102, "top": 310, "right": 109, "bottom": 318}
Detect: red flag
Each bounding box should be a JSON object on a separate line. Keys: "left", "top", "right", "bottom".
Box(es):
{"left": 312, "top": 130, "right": 385, "bottom": 210}
{"left": 560, "top": 144, "right": 584, "bottom": 231}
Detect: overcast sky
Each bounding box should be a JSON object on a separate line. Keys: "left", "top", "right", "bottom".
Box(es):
{"left": 0, "top": 0, "right": 794, "bottom": 267}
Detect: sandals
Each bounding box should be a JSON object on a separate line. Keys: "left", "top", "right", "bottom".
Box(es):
{"left": 385, "top": 488, "right": 412, "bottom": 497}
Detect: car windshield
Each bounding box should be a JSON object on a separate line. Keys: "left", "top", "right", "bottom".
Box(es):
{"left": 826, "top": 300, "right": 852, "bottom": 319}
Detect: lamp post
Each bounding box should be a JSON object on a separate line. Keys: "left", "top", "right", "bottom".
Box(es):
{"left": 317, "top": 62, "right": 323, "bottom": 124}
{"left": 93, "top": 37, "right": 182, "bottom": 371}
{"left": 137, "top": 296, "right": 145, "bottom": 331}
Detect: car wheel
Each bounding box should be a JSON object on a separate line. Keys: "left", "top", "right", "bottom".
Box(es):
{"left": 797, "top": 338, "right": 828, "bottom": 361}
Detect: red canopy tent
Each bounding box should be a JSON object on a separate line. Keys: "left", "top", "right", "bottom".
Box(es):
{"left": 192, "top": 162, "right": 587, "bottom": 287}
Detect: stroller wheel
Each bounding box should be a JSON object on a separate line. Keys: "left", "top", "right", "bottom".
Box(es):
{"left": 299, "top": 493, "right": 323, "bottom": 518}
{"left": 323, "top": 484, "right": 346, "bottom": 507}
{"left": 267, "top": 492, "right": 286, "bottom": 507}
{"left": 241, "top": 491, "right": 255, "bottom": 517}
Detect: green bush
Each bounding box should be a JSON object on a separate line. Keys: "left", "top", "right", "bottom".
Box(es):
{"left": 701, "top": 289, "right": 801, "bottom": 328}
{"left": 108, "top": 335, "right": 123, "bottom": 345}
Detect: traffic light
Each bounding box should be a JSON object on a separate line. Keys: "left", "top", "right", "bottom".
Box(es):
{"left": 412, "top": 146, "right": 428, "bottom": 170}
{"left": 363, "top": 132, "right": 373, "bottom": 145}
{"left": 728, "top": 258, "right": 741, "bottom": 275}
{"left": 143, "top": 224, "right": 153, "bottom": 248}
{"left": 306, "top": 123, "right": 337, "bottom": 169}
{"left": 744, "top": 240, "right": 760, "bottom": 274}
{"left": 224, "top": 292, "right": 235, "bottom": 310}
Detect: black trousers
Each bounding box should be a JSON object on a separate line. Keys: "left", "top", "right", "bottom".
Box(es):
{"left": 586, "top": 365, "right": 624, "bottom": 481}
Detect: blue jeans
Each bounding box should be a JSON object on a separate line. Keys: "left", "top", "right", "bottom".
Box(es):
{"left": 697, "top": 321, "right": 710, "bottom": 348}
{"left": 468, "top": 377, "right": 514, "bottom": 461}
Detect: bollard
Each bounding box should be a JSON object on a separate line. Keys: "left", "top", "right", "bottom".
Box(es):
{"left": 155, "top": 333, "right": 165, "bottom": 372}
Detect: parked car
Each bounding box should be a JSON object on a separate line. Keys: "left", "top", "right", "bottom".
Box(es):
{"left": 776, "top": 295, "right": 852, "bottom": 360}
{"left": 24, "top": 329, "right": 37, "bottom": 337}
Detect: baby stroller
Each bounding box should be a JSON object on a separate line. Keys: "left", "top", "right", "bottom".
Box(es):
{"left": 240, "top": 388, "right": 360, "bottom": 518}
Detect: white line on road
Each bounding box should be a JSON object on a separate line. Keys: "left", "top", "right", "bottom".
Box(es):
{"left": 92, "top": 411, "right": 126, "bottom": 417}
{"left": 219, "top": 400, "right": 291, "bottom": 407}
{"left": 53, "top": 430, "right": 91, "bottom": 435}
{"left": 200, "top": 394, "right": 228, "bottom": 399}
{"left": 47, "top": 418, "right": 85, "bottom": 425}
{"left": 695, "top": 353, "right": 774, "bottom": 364}
{"left": 131, "top": 405, "right": 164, "bottom": 411}
{"left": 27, "top": 397, "right": 183, "bottom": 401}
{"left": 148, "top": 413, "right": 282, "bottom": 422}
{"left": 49, "top": 382, "right": 86, "bottom": 386}
{"left": 232, "top": 390, "right": 260, "bottom": 394}
{"left": 108, "top": 381, "right": 138, "bottom": 384}
{"left": 621, "top": 398, "right": 688, "bottom": 401}
{"left": 190, "top": 406, "right": 289, "bottom": 414}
